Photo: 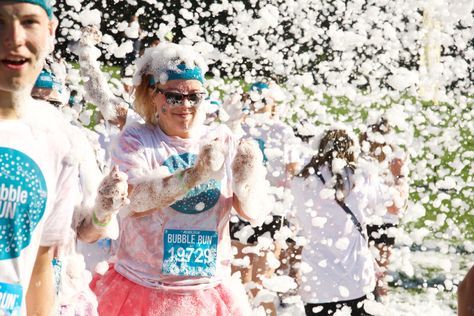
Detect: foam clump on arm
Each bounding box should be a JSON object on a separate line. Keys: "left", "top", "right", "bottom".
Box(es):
{"left": 74, "top": 26, "right": 128, "bottom": 123}
{"left": 232, "top": 139, "right": 272, "bottom": 226}
{"left": 116, "top": 129, "right": 227, "bottom": 217}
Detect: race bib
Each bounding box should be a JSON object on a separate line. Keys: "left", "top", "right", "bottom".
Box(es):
{"left": 162, "top": 229, "right": 218, "bottom": 277}
{"left": 0, "top": 282, "right": 22, "bottom": 316}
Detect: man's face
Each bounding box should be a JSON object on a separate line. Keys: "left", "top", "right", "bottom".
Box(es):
{"left": 0, "top": 3, "right": 56, "bottom": 92}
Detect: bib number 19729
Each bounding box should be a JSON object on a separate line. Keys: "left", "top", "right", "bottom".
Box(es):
{"left": 162, "top": 229, "right": 218, "bottom": 277}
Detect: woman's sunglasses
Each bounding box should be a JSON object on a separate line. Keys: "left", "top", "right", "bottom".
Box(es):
{"left": 155, "top": 88, "right": 206, "bottom": 107}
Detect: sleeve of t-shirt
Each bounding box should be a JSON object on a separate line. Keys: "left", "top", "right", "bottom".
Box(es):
{"left": 73, "top": 128, "right": 104, "bottom": 227}
{"left": 124, "top": 108, "right": 145, "bottom": 126}
{"left": 111, "top": 123, "right": 150, "bottom": 183}
{"left": 40, "top": 158, "right": 78, "bottom": 246}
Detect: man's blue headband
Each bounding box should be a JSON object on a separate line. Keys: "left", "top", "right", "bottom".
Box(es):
{"left": 149, "top": 64, "right": 204, "bottom": 86}
{"left": 249, "top": 82, "right": 269, "bottom": 92}
{"left": 209, "top": 100, "right": 221, "bottom": 107}
{"left": 14, "top": 0, "right": 53, "bottom": 19}
{"left": 34, "top": 69, "right": 62, "bottom": 92}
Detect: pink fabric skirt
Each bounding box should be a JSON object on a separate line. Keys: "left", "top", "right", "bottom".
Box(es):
{"left": 90, "top": 266, "right": 251, "bottom": 316}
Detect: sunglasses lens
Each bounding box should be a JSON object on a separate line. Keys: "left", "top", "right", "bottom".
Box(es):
{"left": 187, "top": 93, "right": 204, "bottom": 105}
{"left": 160, "top": 90, "right": 206, "bottom": 107}
{"left": 165, "top": 92, "right": 183, "bottom": 105}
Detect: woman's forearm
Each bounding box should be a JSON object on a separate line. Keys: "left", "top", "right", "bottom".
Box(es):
{"left": 127, "top": 167, "right": 206, "bottom": 217}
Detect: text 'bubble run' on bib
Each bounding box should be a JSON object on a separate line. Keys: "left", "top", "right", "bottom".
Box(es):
{"left": 0, "top": 281, "right": 22, "bottom": 316}
{"left": 162, "top": 229, "right": 218, "bottom": 277}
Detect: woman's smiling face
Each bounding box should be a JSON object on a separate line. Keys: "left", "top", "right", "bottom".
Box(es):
{"left": 153, "top": 79, "right": 207, "bottom": 138}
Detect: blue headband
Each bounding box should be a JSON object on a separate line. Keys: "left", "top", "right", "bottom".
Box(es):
{"left": 15, "top": 0, "right": 53, "bottom": 18}
{"left": 149, "top": 63, "right": 204, "bottom": 86}
{"left": 34, "top": 69, "right": 62, "bottom": 92}
{"left": 208, "top": 99, "right": 221, "bottom": 107}
{"left": 249, "top": 82, "right": 269, "bottom": 92}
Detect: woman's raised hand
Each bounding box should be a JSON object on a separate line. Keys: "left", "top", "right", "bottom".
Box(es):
{"left": 95, "top": 165, "right": 130, "bottom": 221}
{"left": 194, "top": 139, "right": 227, "bottom": 181}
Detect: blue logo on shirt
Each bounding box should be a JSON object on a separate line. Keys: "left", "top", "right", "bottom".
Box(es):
{"left": 162, "top": 153, "right": 221, "bottom": 214}
{"left": 0, "top": 147, "right": 47, "bottom": 260}
{"left": 0, "top": 281, "right": 22, "bottom": 315}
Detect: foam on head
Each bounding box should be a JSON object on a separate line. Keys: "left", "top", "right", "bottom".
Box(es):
{"left": 133, "top": 42, "right": 208, "bottom": 87}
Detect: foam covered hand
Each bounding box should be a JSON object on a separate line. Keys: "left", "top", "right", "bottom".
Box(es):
{"left": 232, "top": 139, "right": 264, "bottom": 197}
{"left": 192, "top": 139, "right": 226, "bottom": 184}
{"left": 232, "top": 139, "right": 270, "bottom": 226}
{"left": 95, "top": 166, "right": 130, "bottom": 222}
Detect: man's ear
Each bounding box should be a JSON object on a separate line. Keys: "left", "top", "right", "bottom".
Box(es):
{"left": 47, "top": 18, "right": 58, "bottom": 53}
{"left": 49, "top": 17, "right": 58, "bottom": 36}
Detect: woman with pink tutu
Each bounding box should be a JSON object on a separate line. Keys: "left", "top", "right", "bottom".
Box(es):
{"left": 90, "top": 42, "right": 270, "bottom": 316}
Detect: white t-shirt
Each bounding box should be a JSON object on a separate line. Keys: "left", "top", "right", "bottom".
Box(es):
{"left": 243, "top": 118, "right": 299, "bottom": 218}
{"left": 111, "top": 122, "right": 238, "bottom": 291}
{"left": 293, "top": 166, "right": 385, "bottom": 303}
{"left": 0, "top": 100, "right": 77, "bottom": 315}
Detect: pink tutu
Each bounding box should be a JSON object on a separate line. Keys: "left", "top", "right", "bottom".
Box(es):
{"left": 90, "top": 265, "right": 251, "bottom": 316}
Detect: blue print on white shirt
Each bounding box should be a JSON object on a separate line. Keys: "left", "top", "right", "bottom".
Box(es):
{"left": 162, "top": 153, "right": 221, "bottom": 214}
{"left": 0, "top": 147, "right": 47, "bottom": 260}
{"left": 255, "top": 138, "right": 268, "bottom": 165}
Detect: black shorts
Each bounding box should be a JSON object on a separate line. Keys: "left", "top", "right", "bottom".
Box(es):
{"left": 229, "top": 215, "right": 291, "bottom": 244}
{"left": 367, "top": 224, "right": 396, "bottom": 246}
{"left": 305, "top": 296, "right": 373, "bottom": 316}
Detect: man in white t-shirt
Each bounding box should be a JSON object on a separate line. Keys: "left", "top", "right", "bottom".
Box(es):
{"left": 0, "top": 1, "right": 79, "bottom": 315}
{"left": 229, "top": 82, "right": 300, "bottom": 314}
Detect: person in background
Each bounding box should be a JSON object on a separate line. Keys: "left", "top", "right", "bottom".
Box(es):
{"left": 73, "top": 25, "right": 131, "bottom": 131}
{"left": 31, "top": 68, "right": 65, "bottom": 107}
{"left": 360, "top": 117, "right": 409, "bottom": 299}
{"left": 120, "top": 13, "right": 144, "bottom": 94}
{"left": 230, "top": 81, "right": 300, "bottom": 315}
{"left": 204, "top": 97, "right": 222, "bottom": 126}
{"left": 150, "top": 38, "right": 161, "bottom": 47}
{"left": 458, "top": 265, "right": 474, "bottom": 316}
{"left": 30, "top": 62, "right": 131, "bottom": 315}
{"left": 293, "top": 127, "right": 397, "bottom": 316}
{"left": 123, "top": 14, "right": 143, "bottom": 68}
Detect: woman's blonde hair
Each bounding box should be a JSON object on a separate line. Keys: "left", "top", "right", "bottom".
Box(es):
{"left": 133, "top": 74, "right": 158, "bottom": 125}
